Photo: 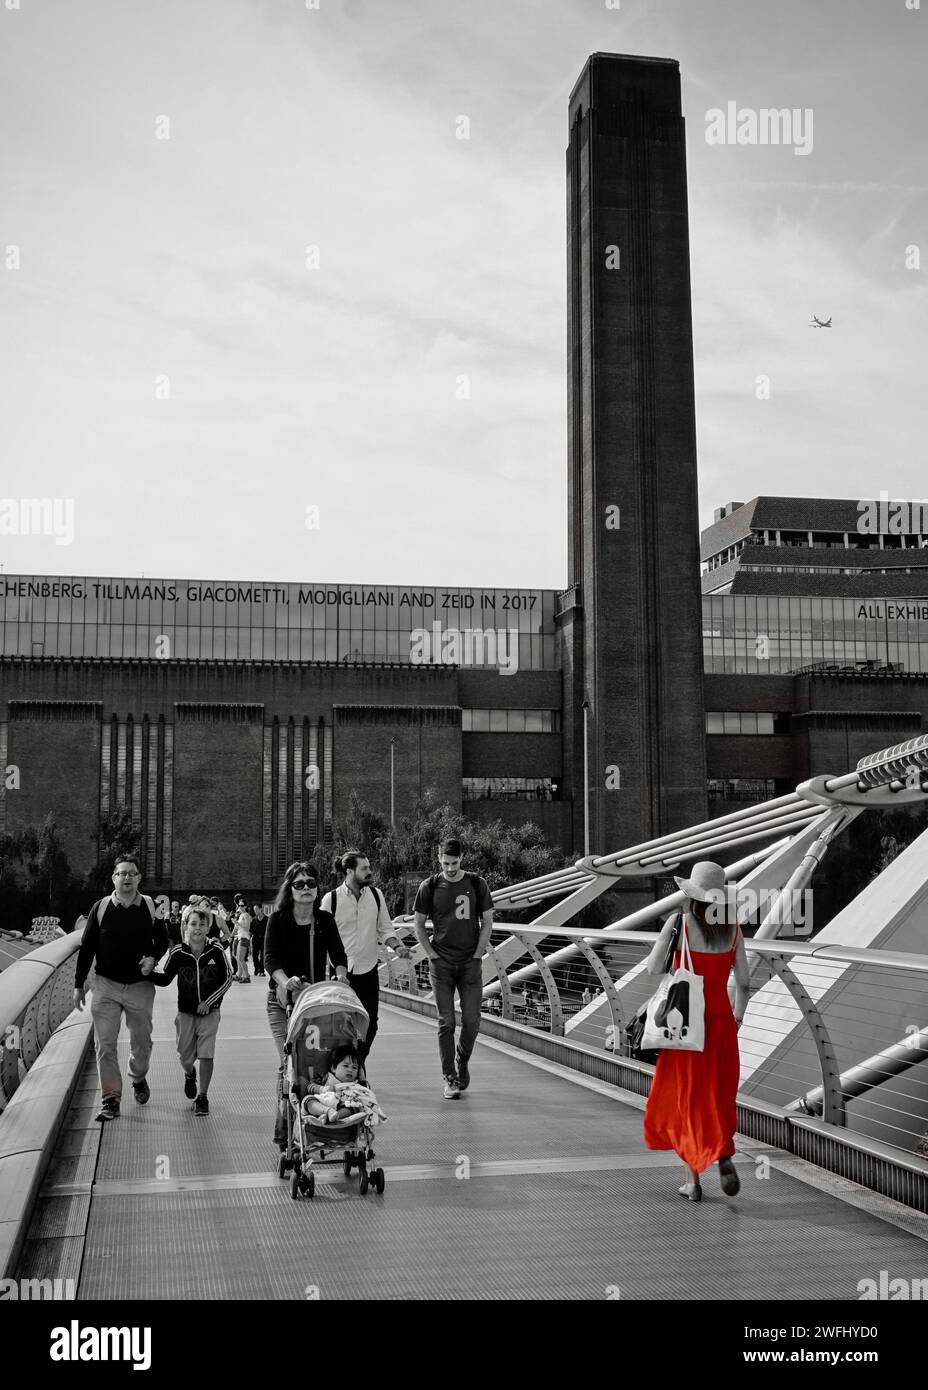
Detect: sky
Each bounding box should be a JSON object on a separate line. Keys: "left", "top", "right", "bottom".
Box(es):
{"left": 0, "top": 0, "right": 925, "bottom": 587}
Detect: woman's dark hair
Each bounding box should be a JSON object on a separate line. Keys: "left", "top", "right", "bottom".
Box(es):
{"left": 272, "top": 860, "right": 320, "bottom": 915}
{"left": 329, "top": 1042, "right": 361, "bottom": 1070}
{"left": 686, "top": 897, "right": 734, "bottom": 947}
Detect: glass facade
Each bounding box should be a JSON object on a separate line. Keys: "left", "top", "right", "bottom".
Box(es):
{"left": 707, "top": 778, "right": 777, "bottom": 802}
{"left": 462, "top": 709, "right": 561, "bottom": 733}
{"left": 706, "top": 712, "right": 775, "bottom": 735}
{"left": 463, "top": 777, "right": 558, "bottom": 801}
{"left": 702, "top": 596, "right": 928, "bottom": 674}
{"left": 0, "top": 577, "right": 558, "bottom": 670}
{"left": 10, "top": 578, "right": 928, "bottom": 679}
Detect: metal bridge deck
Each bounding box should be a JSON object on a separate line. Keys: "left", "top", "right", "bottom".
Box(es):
{"left": 18, "top": 984, "right": 928, "bottom": 1301}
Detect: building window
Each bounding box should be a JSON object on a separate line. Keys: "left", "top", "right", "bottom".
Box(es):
{"left": 461, "top": 709, "right": 561, "bottom": 733}
{"left": 463, "top": 777, "right": 559, "bottom": 801}
{"left": 707, "top": 778, "right": 776, "bottom": 802}
{"left": 706, "top": 711, "right": 776, "bottom": 735}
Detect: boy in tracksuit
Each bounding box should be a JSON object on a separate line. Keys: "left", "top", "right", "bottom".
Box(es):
{"left": 151, "top": 906, "right": 233, "bottom": 1116}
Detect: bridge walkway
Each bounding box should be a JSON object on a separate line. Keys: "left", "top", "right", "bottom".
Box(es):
{"left": 17, "top": 984, "right": 928, "bottom": 1301}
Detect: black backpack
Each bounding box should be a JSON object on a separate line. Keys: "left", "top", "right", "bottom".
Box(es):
{"left": 323, "top": 885, "right": 384, "bottom": 917}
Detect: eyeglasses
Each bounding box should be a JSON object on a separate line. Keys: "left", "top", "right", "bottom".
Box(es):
{"left": 291, "top": 880, "right": 316, "bottom": 890}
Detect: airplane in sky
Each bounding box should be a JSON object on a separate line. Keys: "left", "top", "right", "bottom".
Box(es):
{"left": 809, "top": 315, "right": 833, "bottom": 328}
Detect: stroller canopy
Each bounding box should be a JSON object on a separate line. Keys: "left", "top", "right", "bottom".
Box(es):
{"left": 286, "top": 981, "right": 370, "bottom": 1052}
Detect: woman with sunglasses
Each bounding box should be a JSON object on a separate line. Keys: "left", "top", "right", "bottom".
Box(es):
{"left": 264, "top": 861, "right": 349, "bottom": 1065}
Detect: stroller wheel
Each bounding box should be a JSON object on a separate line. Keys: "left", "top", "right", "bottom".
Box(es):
{"left": 359, "top": 1171, "right": 369, "bottom": 1196}
{"left": 290, "top": 1171, "right": 300, "bottom": 1201}
{"left": 374, "top": 1167, "right": 385, "bottom": 1195}
{"left": 306, "top": 1171, "right": 316, "bottom": 1199}
{"left": 343, "top": 1155, "right": 353, "bottom": 1178}
{"left": 277, "top": 1153, "right": 288, "bottom": 1179}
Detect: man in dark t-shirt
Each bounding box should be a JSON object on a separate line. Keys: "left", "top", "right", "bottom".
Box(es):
{"left": 166, "top": 901, "right": 183, "bottom": 948}
{"left": 250, "top": 904, "right": 267, "bottom": 975}
{"left": 413, "top": 838, "right": 493, "bottom": 1099}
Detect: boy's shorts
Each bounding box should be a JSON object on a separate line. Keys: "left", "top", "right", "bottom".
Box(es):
{"left": 176, "top": 1010, "right": 221, "bottom": 1069}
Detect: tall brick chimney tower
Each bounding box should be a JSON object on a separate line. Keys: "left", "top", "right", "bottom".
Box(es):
{"left": 559, "top": 54, "right": 707, "bottom": 871}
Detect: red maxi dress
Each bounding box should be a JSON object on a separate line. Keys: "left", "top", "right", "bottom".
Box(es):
{"left": 643, "top": 938, "right": 740, "bottom": 1174}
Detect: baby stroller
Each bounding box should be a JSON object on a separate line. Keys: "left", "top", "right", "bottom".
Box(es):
{"left": 275, "top": 981, "right": 386, "bottom": 1200}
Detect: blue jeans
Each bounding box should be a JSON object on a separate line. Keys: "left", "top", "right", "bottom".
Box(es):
{"left": 267, "top": 994, "right": 289, "bottom": 1065}
{"left": 430, "top": 956, "right": 483, "bottom": 1078}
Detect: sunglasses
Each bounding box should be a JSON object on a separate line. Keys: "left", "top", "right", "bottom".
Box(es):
{"left": 291, "top": 880, "right": 317, "bottom": 890}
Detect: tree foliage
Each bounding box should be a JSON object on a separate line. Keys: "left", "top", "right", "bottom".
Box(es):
{"left": 331, "top": 790, "right": 573, "bottom": 917}
{"left": 812, "top": 802, "right": 928, "bottom": 926}
{"left": 84, "top": 804, "right": 141, "bottom": 900}
{"left": 0, "top": 815, "right": 72, "bottom": 929}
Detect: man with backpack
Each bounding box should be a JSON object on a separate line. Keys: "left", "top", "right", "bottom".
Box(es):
{"left": 413, "top": 838, "right": 493, "bottom": 1099}
{"left": 73, "top": 855, "right": 168, "bottom": 1122}
{"left": 324, "top": 850, "right": 404, "bottom": 1070}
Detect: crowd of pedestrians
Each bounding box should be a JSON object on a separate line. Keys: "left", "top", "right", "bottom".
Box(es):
{"left": 71, "top": 847, "right": 748, "bottom": 1206}
{"left": 74, "top": 840, "right": 491, "bottom": 1127}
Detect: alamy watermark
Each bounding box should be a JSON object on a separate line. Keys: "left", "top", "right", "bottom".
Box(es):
{"left": 49, "top": 1320, "right": 151, "bottom": 1370}
{"left": 409, "top": 624, "right": 519, "bottom": 675}
{"left": 856, "top": 491, "right": 928, "bottom": 537}
{"left": 0, "top": 498, "right": 74, "bottom": 545}
{"left": 705, "top": 102, "right": 813, "bottom": 156}
{"left": 0, "top": 1277, "right": 76, "bottom": 1300}
{"left": 702, "top": 885, "right": 813, "bottom": 935}
{"left": 858, "top": 1271, "right": 928, "bottom": 1300}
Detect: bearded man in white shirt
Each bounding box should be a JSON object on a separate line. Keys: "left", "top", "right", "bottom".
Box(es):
{"left": 323, "top": 850, "right": 405, "bottom": 1068}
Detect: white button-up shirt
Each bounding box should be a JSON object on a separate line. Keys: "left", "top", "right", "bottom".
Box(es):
{"left": 326, "top": 882, "right": 395, "bottom": 975}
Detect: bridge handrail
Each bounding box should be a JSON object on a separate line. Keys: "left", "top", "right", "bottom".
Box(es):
{"left": 0, "top": 929, "right": 85, "bottom": 1113}
{"left": 381, "top": 919, "right": 928, "bottom": 1164}
{"left": 526, "top": 928, "right": 928, "bottom": 976}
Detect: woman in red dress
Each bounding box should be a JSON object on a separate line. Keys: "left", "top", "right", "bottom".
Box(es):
{"left": 643, "top": 861, "right": 750, "bottom": 1203}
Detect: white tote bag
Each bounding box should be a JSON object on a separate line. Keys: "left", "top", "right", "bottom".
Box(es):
{"left": 640, "top": 919, "right": 705, "bottom": 1052}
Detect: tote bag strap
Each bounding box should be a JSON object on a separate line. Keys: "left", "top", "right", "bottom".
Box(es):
{"left": 677, "top": 917, "right": 695, "bottom": 974}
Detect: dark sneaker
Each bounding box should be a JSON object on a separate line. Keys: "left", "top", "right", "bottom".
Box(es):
{"left": 183, "top": 1071, "right": 197, "bottom": 1100}
{"left": 718, "top": 1157, "right": 740, "bottom": 1196}
{"left": 194, "top": 1094, "right": 209, "bottom": 1117}
{"left": 96, "top": 1097, "right": 120, "bottom": 1122}
{"left": 455, "top": 1052, "right": 470, "bottom": 1092}
{"left": 443, "top": 1075, "right": 460, "bottom": 1100}
{"left": 132, "top": 1079, "right": 150, "bottom": 1105}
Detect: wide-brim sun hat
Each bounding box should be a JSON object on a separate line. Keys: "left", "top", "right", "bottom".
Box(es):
{"left": 673, "top": 860, "right": 727, "bottom": 903}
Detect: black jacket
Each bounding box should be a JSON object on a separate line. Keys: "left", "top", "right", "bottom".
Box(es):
{"left": 75, "top": 897, "right": 169, "bottom": 990}
{"left": 263, "top": 906, "right": 347, "bottom": 994}
{"left": 151, "top": 942, "right": 233, "bottom": 1013}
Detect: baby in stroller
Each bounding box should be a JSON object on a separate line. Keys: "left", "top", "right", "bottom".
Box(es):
{"left": 301, "top": 1043, "right": 386, "bottom": 1126}
{"left": 278, "top": 981, "right": 387, "bottom": 1198}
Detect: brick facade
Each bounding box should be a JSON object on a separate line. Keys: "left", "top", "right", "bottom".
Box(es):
{"left": 0, "top": 656, "right": 567, "bottom": 894}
